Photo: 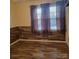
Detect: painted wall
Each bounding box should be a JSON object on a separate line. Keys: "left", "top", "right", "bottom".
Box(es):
{"left": 10, "top": 0, "right": 57, "bottom": 27}
{"left": 10, "top": 2, "right": 18, "bottom": 27}
{"left": 10, "top": 0, "right": 68, "bottom": 27}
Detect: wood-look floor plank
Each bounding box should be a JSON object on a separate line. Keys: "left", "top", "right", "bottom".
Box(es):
{"left": 11, "top": 41, "right": 68, "bottom": 59}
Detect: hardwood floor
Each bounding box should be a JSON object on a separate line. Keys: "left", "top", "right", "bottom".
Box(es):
{"left": 11, "top": 41, "right": 68, "bottom": 59}
{"left": 10, "top": 27, "right": 68, "bottom": 59}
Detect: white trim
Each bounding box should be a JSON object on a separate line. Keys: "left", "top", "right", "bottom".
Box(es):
{"left": 10, "top": 39, "right": 20, "bottom": 46}
{"left": 19, "top": 39, "right": 66, "bottom": 43}
{"left": 10, "top": 39, "right": 67, "bottom": 46}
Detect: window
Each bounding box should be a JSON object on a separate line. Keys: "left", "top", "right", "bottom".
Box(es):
{"left": 49, "top": 5, "right": 57, "bottom": 31}
{"left": 31, "top": 3, "right": 65, "bottom": 33}
{"left": 36, "top": 6, "right": 42, "bottom": 31}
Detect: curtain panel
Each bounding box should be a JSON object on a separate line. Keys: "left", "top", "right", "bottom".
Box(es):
{"left": 31, "top": 1, "right": 65, "bottom": 34}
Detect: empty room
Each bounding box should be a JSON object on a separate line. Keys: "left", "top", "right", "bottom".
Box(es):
{"left": 10, "top": 0, "right": 69, "bottom": 59}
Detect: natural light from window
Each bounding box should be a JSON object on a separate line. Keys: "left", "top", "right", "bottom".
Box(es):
{"left": 36, "top": 5, "right": 57, "bottom": 31}
{"left": 49, "top": 5, "right": 57, "bottom": 31}
{"left": 37, "top": 6, "right": 42, "bottom": 31}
